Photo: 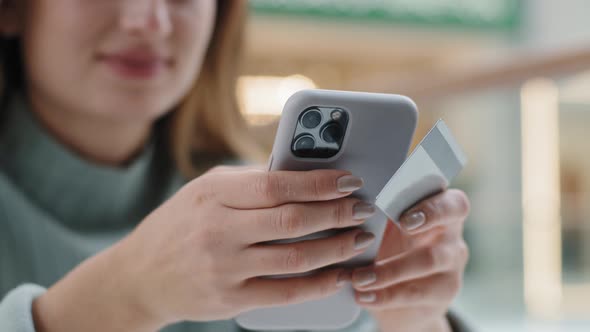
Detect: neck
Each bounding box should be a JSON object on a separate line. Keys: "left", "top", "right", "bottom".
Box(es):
{"left": 28, "top": 92, "right": 152, "bottom": 167}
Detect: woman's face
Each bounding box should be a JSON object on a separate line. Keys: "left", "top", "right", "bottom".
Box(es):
{"left": 19, "top": 0, "right": 216, "bottom": 121}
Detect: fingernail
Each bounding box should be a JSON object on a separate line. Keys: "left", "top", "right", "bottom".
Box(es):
{"left": 354, "top": 232, "right": 375, "bottom": 250}
{"left": 337, "top": 270, "right": 352, "bottom": 287}
{"left": 353, "top": 202, "right": 376, "bottom": 220}
{"left": 358, "top": 292, "right": 376, "bottom": 303}
{"left": 337, "top": 175, "right": 364, "bottom": 193}
{"left": 400, "top": 211, "right": 426, "bottom": 231}
{"left": 353, "top": 270, "right": 377, "bottom": 287}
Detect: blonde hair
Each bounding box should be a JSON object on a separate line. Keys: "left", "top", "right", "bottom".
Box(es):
{"left": 0, "top": 0, "right": 267, "bottom": 179}
{"left": 166, "top": 1, "right": 267, "bottom": 177}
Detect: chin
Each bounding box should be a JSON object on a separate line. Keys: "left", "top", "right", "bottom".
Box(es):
{"left": 93, "top": 92, "right": 179, "bottom": 122}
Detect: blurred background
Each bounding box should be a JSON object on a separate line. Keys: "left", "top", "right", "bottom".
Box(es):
{"left": 237, "top": 1, "right": 590, "bottom": 331}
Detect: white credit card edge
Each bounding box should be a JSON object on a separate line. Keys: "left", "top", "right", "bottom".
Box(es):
{"left": 375, "top": 146, "right": 448, "bottom": 220}
{"left": 375, "top": 119, "right": 446, "bottom": 203}
{"left": 375, "top": 143, "right": 424, "bottom": 203}
{"left": 435, "top": 119, "right": 468, "bottom": 167}
{"left": 375, "top": 119, "right": 466, "bottom": 221}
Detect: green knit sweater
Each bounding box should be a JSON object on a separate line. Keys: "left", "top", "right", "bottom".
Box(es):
{"left": 0, "top": 96, "right": 380, "bottom": 332}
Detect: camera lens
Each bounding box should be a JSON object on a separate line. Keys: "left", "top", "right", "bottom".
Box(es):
{"left": 321, "top": 123, "right": 343, "bottom": 143}
{"left": 293, "top": 135, "right": 316, "bottom": 152}
{"left": 301, "top": 109, "right": 322, "bottom": 129}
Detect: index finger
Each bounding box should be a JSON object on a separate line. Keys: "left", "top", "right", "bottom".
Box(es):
{"left": 211, "top": 169, "right": 364, "bottom": 209}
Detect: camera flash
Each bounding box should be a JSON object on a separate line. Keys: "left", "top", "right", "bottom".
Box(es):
{"left": 331, "top": 110, "right": 342, "bottom": 121}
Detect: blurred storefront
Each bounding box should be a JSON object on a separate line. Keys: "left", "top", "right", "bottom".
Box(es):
{"left": 239, "top": 1, "right": 590, "bottom": 331}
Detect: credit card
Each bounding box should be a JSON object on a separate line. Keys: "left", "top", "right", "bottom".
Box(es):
{"left": 375, "top": 119, "right": 467, "bottom": 221}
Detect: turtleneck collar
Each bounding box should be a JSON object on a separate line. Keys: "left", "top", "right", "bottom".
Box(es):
{"left": 0, "top": 94, "right": 182, "bottom": 232}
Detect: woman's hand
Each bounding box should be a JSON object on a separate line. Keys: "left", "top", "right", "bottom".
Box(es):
{"left": 33, "top": 167, "right": 378, "bottom": 332}
{"left": 351, "top": 189, "right": 470, "bottom": 332}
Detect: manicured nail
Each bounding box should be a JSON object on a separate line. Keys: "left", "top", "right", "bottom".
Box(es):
{"left": 353, "top": 270, "right": 377, "bottom": 287}
{"left": 337, "top": 175, "right": 364, "bottom": 193}
{"left": 353, "top": 202, "right": 376, "bottom": 220}
{"left": 337, "top": 270, "right": 352, "bottom": 287}
{"left": 358, "top": 292, "right": 376, "bottom": 303}
{"left": 400, "top": 211, "right": 426, "bottom": 231}
{"left": 354, "top": 232, "right": 375, "bottom": 250}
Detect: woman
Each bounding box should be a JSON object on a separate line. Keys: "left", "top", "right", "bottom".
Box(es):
{"left": 0, "top": 1, "right": 471, "bottom": 331}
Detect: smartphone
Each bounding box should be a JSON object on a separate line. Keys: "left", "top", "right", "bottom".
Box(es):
{"left": 236, "top": 89, "right": 418, "bottom": 330}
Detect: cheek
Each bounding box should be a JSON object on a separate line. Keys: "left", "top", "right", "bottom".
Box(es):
{"left": 24, "top": 1, "right": 105, "bottom": 72}
{"left": 170, "top": 8, "right": 217, "bottom": 92}
{"left": 22, "top": 1, "right": 110, "bottom": 104}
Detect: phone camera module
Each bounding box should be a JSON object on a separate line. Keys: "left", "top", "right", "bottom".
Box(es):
{"left": 301, "top": 108, "right": 322, "bottom": 129}
{"left": 292, "top": 107, "right": 348, "bottom": 158}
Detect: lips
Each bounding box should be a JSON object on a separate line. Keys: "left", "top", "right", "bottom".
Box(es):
{"left": 98, "top": 49, "right": 172, "bottom": 80}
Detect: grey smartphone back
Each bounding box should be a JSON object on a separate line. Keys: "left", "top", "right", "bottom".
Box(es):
{"left": 236, "top": 89, "right": 418, "bottom": 330}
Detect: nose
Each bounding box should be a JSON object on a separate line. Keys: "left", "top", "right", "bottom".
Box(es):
{"left": 120, "top": 0, "right": 172, "bottom": 38}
